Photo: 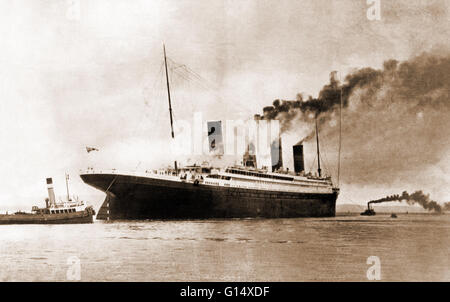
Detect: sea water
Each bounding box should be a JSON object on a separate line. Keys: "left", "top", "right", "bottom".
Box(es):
{"left": 0, "top": 213, "right": 448, "bottom": 281}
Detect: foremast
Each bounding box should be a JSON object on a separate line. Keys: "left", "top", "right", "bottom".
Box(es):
{"left": 163, "top": 44, "right": 178, "bottom": 173}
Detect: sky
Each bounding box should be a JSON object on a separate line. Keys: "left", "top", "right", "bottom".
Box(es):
{"left": 0, "top": 0, "right": 449, "bottom": 210}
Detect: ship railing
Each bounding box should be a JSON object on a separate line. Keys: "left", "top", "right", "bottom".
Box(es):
{"left": 80, "top": 168, "right": 182, "bottom": 181}
{"left": 223, "top": 171, "right": 331, "bottom": 187}
{"left": 226, "top": 179, "right": 327, "bottom": 193}
{"left": 228, "top": 177, "right": 335, "bottom": 194}
{"left": 52, "top": 201, "right": 84, "bottom": 208}
{"left": 84, "top": 168, "right": 214, "bottom": 182}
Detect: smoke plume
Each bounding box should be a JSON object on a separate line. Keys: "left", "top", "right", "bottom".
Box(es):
{"left": 258, "top": 50, "right": 450, "bottom": 138}
{"left": 442, "top": 201, "right": 450, "bottom": 211}
{"left": 443, "top": 202, "right": 450, "bottom": 212}
{"left": 256, "top": 50, "right": 450, "bottom": 204}
{"left": 368, "top": 191, "right": 443, "bottom": 213}
{"left": 259, "top": 68, "right": 382, "bottom": 133}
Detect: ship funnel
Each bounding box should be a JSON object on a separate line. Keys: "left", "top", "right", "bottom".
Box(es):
{"left": 293, "top": 142, "right": 305, "bottom": 174}
{"left": 46, "top": 178, "right": 56, "bottom": 207}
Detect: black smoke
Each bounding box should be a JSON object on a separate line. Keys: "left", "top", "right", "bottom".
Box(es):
{"left": 443, "top": 202, "right": 450, "bottom": 212}
{"left": 258, "top": 51, "right": 450, "bottom": 139}
{"left": 369, "top": 191, "right": 443, "bottom": 213}
{"left": 254, "top": 51, "right": 450, "bottom": 207}
{"left": 260, "top": 68, "right": 382, "bottom": 133}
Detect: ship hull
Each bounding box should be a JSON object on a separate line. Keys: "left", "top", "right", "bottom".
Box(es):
{"left": 0, "top": 211, "right": 94, "bottom": 224}
{"left": 81, "top": 173, "right": 337, "bottom": 220}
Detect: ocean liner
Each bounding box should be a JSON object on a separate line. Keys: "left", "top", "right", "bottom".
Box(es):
{"left": 80, "top": 45, "right": 340, "bottom": 220}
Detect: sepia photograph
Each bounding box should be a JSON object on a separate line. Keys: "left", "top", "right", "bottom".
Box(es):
{"left": 0, "top": 0, "right": 448, "bottom": 290}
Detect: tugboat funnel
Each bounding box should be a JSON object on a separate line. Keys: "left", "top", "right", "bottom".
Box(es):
{"left": 46, "top": 178, "right": 56, "bottom": 207}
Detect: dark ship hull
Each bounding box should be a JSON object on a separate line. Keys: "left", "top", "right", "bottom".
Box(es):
{"left": 81, "top": 173, "right": 337, "bottom": 220}
{"left": 360, "top": 210, "right": 376, "bottom": 216}
{"left": 0, "top": 210, "right": 94, "bottom": 225}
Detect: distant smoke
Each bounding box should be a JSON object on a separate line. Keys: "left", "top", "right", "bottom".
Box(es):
{"left": 444, "top": 202, "right": 450, "bottom": 212}
{"left": 369, "top": 191, "right": 443, "bottom": 213}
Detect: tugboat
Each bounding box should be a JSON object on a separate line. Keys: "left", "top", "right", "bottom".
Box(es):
{"left": 360, "top": 202, "right": 376, "bottom": 216}
{"left": 0, "top": 176, "right": 95, "bottom": 224}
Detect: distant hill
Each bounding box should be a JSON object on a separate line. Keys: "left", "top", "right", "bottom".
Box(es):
{"left": 336, "top": 204, "right": 365, "bottom": 213}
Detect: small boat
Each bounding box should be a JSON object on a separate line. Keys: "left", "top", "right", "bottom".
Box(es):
{"left": 0, "top": 176, "right": 95, "bottom": 224}
{"left": 360, "top": 203, "right": 376, "bottom": 216}
{"left": 390, "top": 213, "right": 397, "bottom": 218}
{"left": 360, "top": 209, "right": 376, "bottom": 216}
